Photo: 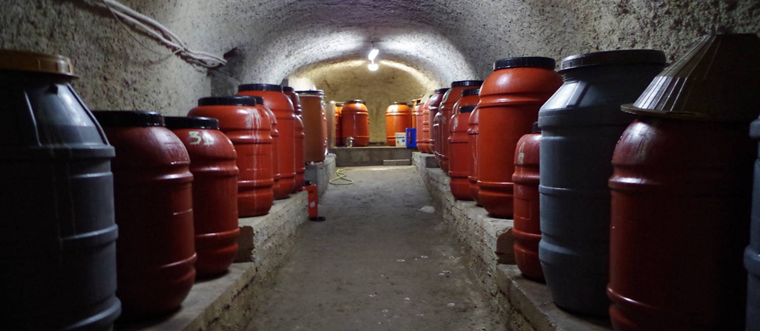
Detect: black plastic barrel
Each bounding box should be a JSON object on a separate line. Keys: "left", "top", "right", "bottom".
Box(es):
{"left": 0, "top": 50, "right": 121, "bottom": 330}
{"left": 748, "top": 119, "right": 760, "bottom": 331}
{"left": 537, "top": 50, "right": 666, "bottom": 316}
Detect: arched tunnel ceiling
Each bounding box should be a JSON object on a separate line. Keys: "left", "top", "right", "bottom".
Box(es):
{"left": 3, "top": 0, "right": 758, "bottom": 114}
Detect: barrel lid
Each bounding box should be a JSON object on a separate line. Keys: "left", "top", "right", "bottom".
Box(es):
{"left": 462, "top": 88, "right": 480, "bottom": 96}
{"left": 346, "top": 99, "right": 365, "bottom": 104}
{"left": 165, "top": 116, "right": 219, "bottom": 130}
{"left": 0, "top": 50, "right": 77, "bottom": 77}
{"left": 282, "top": 86, "right": 294, "bottom": 92}
{"left": 494, "top": 57, "right": 555, "bottom": 71}
{"left": 532, "top": 121, "right": 540, "bottom": 133}
{"left": 92, "top": 110, "right": 164, "bottom": 127}
{"left": 459, "top": 105, "right": 476, "bottom": 113}
{"left": 451, "top": 80, "right": 483, "bottom": 88}
{"left": 434, "top": 88, "right": 450, "bottom": 94}
{"left": 296, "top": 89, "right": 325, "bottom": 95}
{"left": 392, "top": 101, "right": 409, "bottom": 106}
{"left": 238, "top": 83, "right": 283, "bottom": 92}
{"left": 198, "top": 96, "right": 256, "bottom": 106}
{"left": 560, "top": 50, "right": 666, "bottom": 71}
{"left": 335, "top": 102, "right": 344, "bottom": 106}
{"left": 621, "top": 34, "right": 760, "bottom": 121}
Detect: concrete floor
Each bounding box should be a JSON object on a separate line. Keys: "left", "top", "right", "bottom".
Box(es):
{"left": 246, "top": 166, "right": 501, "bottom": 331}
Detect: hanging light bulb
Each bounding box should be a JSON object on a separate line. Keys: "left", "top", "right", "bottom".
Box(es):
{"left": 368, "top": 42, "right": 379, "bottom": 61}
{"left": 368, "top": 60, "right": 379, "bottom": 71}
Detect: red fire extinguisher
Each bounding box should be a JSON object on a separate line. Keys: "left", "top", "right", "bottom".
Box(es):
{"left": 305, "top": 181, "right": 325, "bottom": 221}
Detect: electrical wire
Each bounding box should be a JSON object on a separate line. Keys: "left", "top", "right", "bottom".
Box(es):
{"left": 329, "top": 168, "right": 353, "bottom": 185}
{"left": 99, "top": 0, "right": 226, "bottom": 69}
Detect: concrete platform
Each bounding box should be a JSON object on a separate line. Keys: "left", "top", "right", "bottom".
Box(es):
{"left": 118, "top": 191, "right": 310, "bottom": 331}
{"left": 331, "top": 145, "right": 414, "bottom": 167}
{"left": 304, "top": 153, "right": 337, "bottom": 197}
{"left": 412, "top": 152, "right": 612, "bottom": 331}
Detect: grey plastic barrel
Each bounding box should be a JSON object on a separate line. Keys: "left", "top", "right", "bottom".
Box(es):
{"left": 0, "top": 51, "right": 120, "bottom": 330}
{"left": 537, "top": 50, "right": 666, "bottom": 316}
{"left": 747, "top": 119, "right": 760, "bottom": 331}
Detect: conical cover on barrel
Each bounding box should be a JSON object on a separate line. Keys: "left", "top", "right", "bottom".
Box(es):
{"left": 622, "top": 34, "right": 760, "bottom": 121}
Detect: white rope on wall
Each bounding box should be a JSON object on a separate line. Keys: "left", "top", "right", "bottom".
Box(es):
{"left": 99, "top": 0, "right": 226, "bottom": 69}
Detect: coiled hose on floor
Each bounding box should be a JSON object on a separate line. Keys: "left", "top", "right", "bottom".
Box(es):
{"left": 329, "top": 168, "right": 353, "bottom": 185}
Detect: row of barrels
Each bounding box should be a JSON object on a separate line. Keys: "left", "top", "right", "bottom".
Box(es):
{"left": 0, "top": 49, "right": 334, "bottom": 329}
{"left": 421, "top": 34, "right": 760, "bottom": 330}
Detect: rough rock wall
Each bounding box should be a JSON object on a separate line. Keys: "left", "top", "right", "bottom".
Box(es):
{"left": 289, "top": 60, "right": 438, "bottom": 144}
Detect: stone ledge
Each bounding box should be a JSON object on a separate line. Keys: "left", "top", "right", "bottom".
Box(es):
{"left": 413, "top": 152, "right": 612, "bottom": 331}
{"left": 305, "top": 153, "right": 337, "bottom": 197}
{"left": 495, "top": 265, "right": 611, "bottom": 331}
{"left": 331, "top": 146, "right": 415, "bottom": 167}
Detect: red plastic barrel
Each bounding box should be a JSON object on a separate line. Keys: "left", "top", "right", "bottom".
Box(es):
{"left": 512, "top": 125, "right": 543, "bottom": 281}
{"left": 410, "top": 98, "right": 421, "bottom": 130}
{"left": 609, "top": 119, "right": 752, "bottom": 331}
{"left": 439, "top": 81, "right": 483, "bottom": 173}
{"left": 284, "top": 86, "right": 305, "bottom": 192}
{"left": 416, "top": 96, "right": 430, "bottom": 151}
{"left": 298, "top": 90, "right": 328, "bottom": 162}
{"left": 335, "top": 102, "right": 344, "bottom": 146}
{"left": 341, "top": 100, "right": 370, "bottom": 146}
{"left": 386, "top": 102, "right": 412, "bottom": 146}
{"left": 468, "top": 106, "right": 481, "bottom": 205}
{"left": 452, "top": 87, "right": 480, "bottom": 115}
{"left": 165, "top": 116, "right": 240, "bottom": 277}
{"left": 427, "top": 88, "right": 448, "bottom": 156}
{"left": 449, "top": 105, "right": 475, "bottom": 200}
{"left": 478, "top": 57, "right": 561, "bottom": 218}
{"left": 188, "top": 96, "right": 274, "bottom": 217}
{"left": 93, "top": 111, "right": 196, "bottom": 317}
{"left": 238, "top": 84, "right": 296, "bottom": 199}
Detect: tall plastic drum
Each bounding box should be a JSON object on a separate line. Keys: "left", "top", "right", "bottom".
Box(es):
{"left": 478, "top": 57, "right": 561, "bottom": 219}
{"left": 512, "top": 124, "right": 543, "bottom": 281}
{"left": 188, "top": 96, "right": 274, "bottom": 217}
{"left": 238, "top": 84, "right": 295, "bottom": 199}
{"left": 749, "top": 118, "right": 760, "bottom": 331}
{"left": 609, "top": 34, "right": 760, "bottom": 331}
{"left": 428, "top": 88, "right": 448, "bottom": 163}
{"left": 468, "top": 106, "right": 481, "bottom": 205}
{"left": 449, "top": 105, "right": 475, "bottom": 200}
{"left": 284, "top": 86, "right": 305, "bottom": 192}
{"left": 452, "top": 87, "right": 480, "bottom": 115}
{"left": 439, "top": 80, "right": 483, "bottom": 173}
{"left": 341, "top": 100, "right": 370, "bottom": 147}
{"left": 386, "top": 102, "right": 412, "bottom": 146}
{"left": 298, "top": 90, "right": 328, "bottom": 162}
{"left": 410, "top": 98, "right": 421, "bottom": 129}
{"left": 335, "top": 102, "right": 344, "bottom": 146}
{"left": 416, "top": 96, "right": 430, "bottom": 151}
{"left": 0, "top": 50, "right": 121, "bottom": 330}
{"left": 165, "top": 116, "right": 239, "bottom": 277}
{"left": 537, "top": 50, "right": 666, "bottom": 316}
{"left": 93, "top": 111, "right": 196, "bottom": 317}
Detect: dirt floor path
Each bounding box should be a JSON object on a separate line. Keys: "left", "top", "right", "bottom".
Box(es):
{"left": 247, "top": 166, "right": 501, "bottom": 331}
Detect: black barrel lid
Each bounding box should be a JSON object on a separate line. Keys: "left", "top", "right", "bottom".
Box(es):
{"left": 451, "top": 80, "right": 483, "bottom": 88}
{"left": 462, "top": 88, "right": 480, "bottom": 96}
{"left": 494, "top": 57, "right": 556, "bottom": 71}
{"left": 434, "top": 87, "right": 450, "bottom": 94}
{"left": 282, "top": 86, "right": 294, "bottom": 92}
{"left": 346, "top": 99, "right": 365, "bottom": 104}
{"left": 198, "top": 96, "right": 256, "bottom": 107}
{"left": 238, "top": 83, "right": 283, "bottom": 92}
{"left": 165, "top": 116, "right": 220, "bottom": 130}
{"left": 459, "top": 105, "right": 476, "bottom": 113}
{"left": 560, "top": 50, "right": 666, "bottom": 71}
{"left": 93, "top": 110, "right": 164, "bottom": 127}
{"left": 296, "top": 89, "right": 325, "bottom": 95}
{"left": 392, "top": 101, "right": 409, "bottom": 106}
{"left": 335, "top": 102, "right": 345, "bottom": 106}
